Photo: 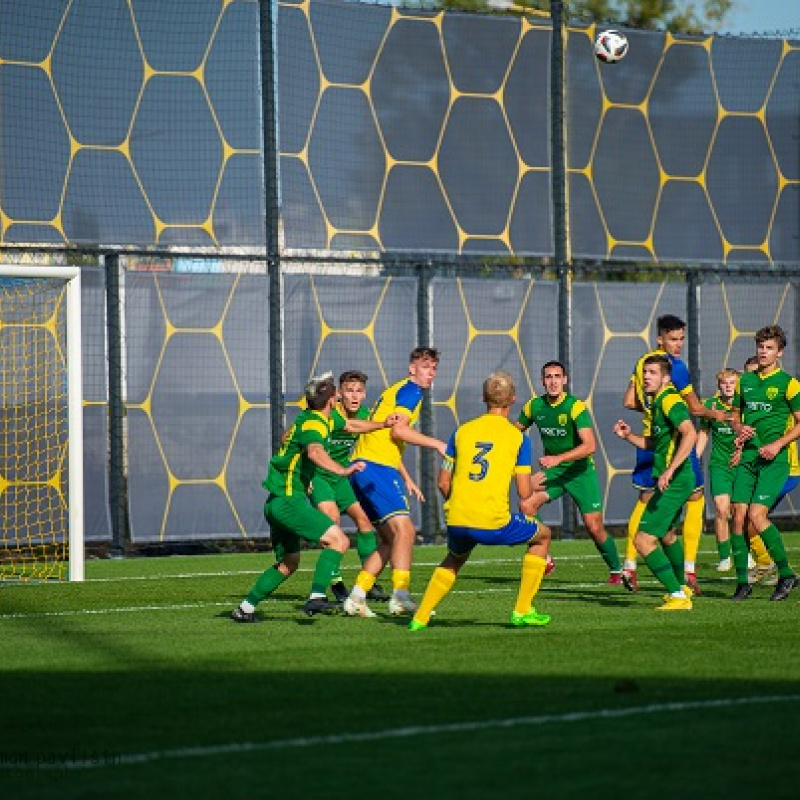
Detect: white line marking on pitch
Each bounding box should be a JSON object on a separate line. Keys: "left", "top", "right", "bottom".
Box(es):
{"left": 10, "top": 694, "right": 799, "bottom": 770}
{"left": 4, "top": 545, "right": 778, "bottom": 587}
{"left": 2, "top": 582, "right": 625, "bottom": 619}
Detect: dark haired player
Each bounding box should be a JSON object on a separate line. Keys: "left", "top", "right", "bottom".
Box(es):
{"left": 516, "top": 360, "right": 622, "bottom": 584}
{"left": 230, "top": 373, "right": 392, "bottom": 622}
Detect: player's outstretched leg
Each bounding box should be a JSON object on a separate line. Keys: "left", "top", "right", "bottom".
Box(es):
{"left": 510, "top": 549, "right": 551, "bottom": 627}
{"left": 304, "top": 547, "right": 347, "bottom": 616}
{"left": 584, "top": 512, "right": 622, "bottom": 585}
{"left": 409, "top": 566, "right": 457, "bottom": 631}
{"left": 232, "top": 562, "right": 292, "bottom": 622}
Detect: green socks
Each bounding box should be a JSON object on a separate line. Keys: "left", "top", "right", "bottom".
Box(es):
{"left": 717, "top": 538, "right": 732, "bottom": 560}
{"left": 596, "top": 535, "right": 622, "bottom": 572}
{"left": 731, "top": 532, "right": 750, "bottom": 583}
{"left": 246, "top": 564, "right": 288, "bottom": 606}
{"left": 356, "top": 530, "right": 378, "bottom": 563}
{"left": 644, "top": 548, "right": 682, "bottom": 594}
{"left": 662, "top": 538, "right": 685, "bottom": 585}
{"left": 311, "top": 549, "right": 344, "bottom": 596}
{"left": 760, "top": 524, "right": 793, "bottom": 577}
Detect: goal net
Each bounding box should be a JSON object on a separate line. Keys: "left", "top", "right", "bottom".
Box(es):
{"left": 0, "top": 265, "right": 83, "bottom": 581}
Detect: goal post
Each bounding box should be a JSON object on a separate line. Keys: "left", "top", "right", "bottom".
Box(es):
{"left": 0, "top": 264, "right": 84, "bottom": 582}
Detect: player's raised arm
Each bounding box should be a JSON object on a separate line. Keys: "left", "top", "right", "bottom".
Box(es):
{"left": 343, "top": 416, "right": 393, "bottom": 435}
{"left": 681, "top": 388, "right": 729, "bottom": 423}
{"left": 623, "top": 379, "right": 643, "bottom": 411}
{"left": 390, "top": 412, "right": 447, "bottom": 457}
{"left": 306, "top": 441, "right": 363, "bottom": 477}
{"left": 614, "top": 419, "right": 650, "bottom": 451}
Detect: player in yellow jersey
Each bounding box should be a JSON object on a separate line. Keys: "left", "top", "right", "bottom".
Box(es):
{"left": 409, "top": 371, "right": 552, "bottom": 630}
{"left": 311, "top": 370, "right": 424, "bottom": 603}
{"left": 343, "top": 347, "right": 447, "bottom": 618}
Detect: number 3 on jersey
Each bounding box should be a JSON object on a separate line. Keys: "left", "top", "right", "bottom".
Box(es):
{"left": 470, "top": 442, "right": 493, "bottom": 481}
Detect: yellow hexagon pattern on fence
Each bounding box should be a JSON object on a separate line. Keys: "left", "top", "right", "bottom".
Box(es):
{"left": 0, "top": 0, "right": 260, "bottom": 247}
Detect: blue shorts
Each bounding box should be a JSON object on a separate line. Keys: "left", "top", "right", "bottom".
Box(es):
{"left": 349, "top": 461, "right": 409, "bottom": 525}
{"left": 632, "top": 448, "right": 655, "bottom": 491}
{"left": 447, "top": 514, "right": 541, "bottom": 557}
{"left": 632, "top": 447, "right": 703, "bottom": 492}
{"left": 773, "top": 475, "right": 800, "bottom": 509}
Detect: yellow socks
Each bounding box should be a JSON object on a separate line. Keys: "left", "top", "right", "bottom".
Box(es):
{"left": 412, "top": 567, "right": 455, "bottom": 625}
{"left": 355, "top": 570, "right": 377, "bottom": 595}
{"left": 625, "top": 498, "right": 647, "bottom": 565}
{"left": 750, "top": 534, "right": 773, "bottom": 566}
{"left": 682, "top": 493, "right": 705, "bottom": 566}
{"left": 514, "top": 553, "right": 547, "bottom": 615}
{"left": 392, "top": 568, "right": 411, "bottom": 593}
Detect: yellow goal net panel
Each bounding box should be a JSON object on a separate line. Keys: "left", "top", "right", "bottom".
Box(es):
{"left": 0, "top": 276, "right": 70, "bottom": 580}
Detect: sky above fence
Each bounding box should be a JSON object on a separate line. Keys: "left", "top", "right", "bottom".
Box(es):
{"left": 728, "top": 0, "right": 800, "bottom": 34}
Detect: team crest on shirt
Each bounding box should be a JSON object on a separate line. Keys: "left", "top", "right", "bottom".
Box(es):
{"left": 767, "top": 387, "right": 779, "bottom": 400}
{"left": 558, "top": 414, "right": 567, "bottom": 426}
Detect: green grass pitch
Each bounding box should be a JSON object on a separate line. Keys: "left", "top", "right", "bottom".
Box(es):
{"left": 2, "top": 536, "right": 800, "bottom": 799}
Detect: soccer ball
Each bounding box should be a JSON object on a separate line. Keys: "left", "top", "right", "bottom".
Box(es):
{"left": 594, "top": 29, "right": 629, "bottom": 63}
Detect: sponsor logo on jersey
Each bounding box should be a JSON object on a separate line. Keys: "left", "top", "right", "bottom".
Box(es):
{"left": 746, "top": 401, "right": 773, "bottom": 412}
{"left": 540, "top": 427, "right": 567, "bottom": 437}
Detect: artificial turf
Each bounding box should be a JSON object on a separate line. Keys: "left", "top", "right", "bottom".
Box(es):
{"left": 1, "top": 536, "right": 799, "bottom": 799}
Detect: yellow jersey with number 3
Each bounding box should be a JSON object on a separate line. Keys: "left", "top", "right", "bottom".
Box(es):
{"left": 442, "top": 414, "right": 532, "bottom": 529}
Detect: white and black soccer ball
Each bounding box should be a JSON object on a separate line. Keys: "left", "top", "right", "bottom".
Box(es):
{"left": 594, "top": 29, "right": 629, "bottom": 63}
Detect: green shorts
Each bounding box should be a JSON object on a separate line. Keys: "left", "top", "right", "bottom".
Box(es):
{"left": 639, "top": 468, "right": 695, "bottom": 538}
{"left": 264, "top": 495, "right": 335, "bottom": 561}
{"left": 708, "top": 464, "right": 735, "bottom": 499}
{"left": 310, "top": 471, "right": 359, "bottom": 513}
{"left": 732, "top": 457, "right": 790, "bottom": 508}
{"left": 544, "top": 461, "right": 603, "bottom": 515}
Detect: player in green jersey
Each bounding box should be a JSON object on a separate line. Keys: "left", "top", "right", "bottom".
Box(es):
{"left": 313, "top": 370, "right": 420, "bottom": 603}
{"left": 729, "top": 326, "right": 800, "bottom": 601}
{"left": 736, "top": 355, "right": 800, "bottom": 585}
{"left": 614, "top": 355, "right": 697, "bottom": 610}
{"left": 516, "top": 361, "right": 623, "bottom": 584}
{"left": 696, "top": 368, "right": 740, "bottom": 572}
{"left": 621, "top": 315, "right": 726, "bottom": 594}
{"left": 230, "top": 373, "right": 394, "bottom": 622}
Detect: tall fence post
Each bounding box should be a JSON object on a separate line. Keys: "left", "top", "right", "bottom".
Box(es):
{"left": 105, "top": 254, "right": 129, "bottom": 556}
{"left": 260, "top": 0, "right": 284, "bottom": 450}
{"left": 551, "top": 0, "right": 576, "bottom": 539}
{"left": 417, "top": 261, "right": 438, "bottom": 541}
{"left": 687, "top": 270, "right": 701, "bottom": 393}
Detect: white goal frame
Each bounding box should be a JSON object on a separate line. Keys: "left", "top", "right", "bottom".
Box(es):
{"left": 0, "top": 264, "right": 84, "bottom": 581}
